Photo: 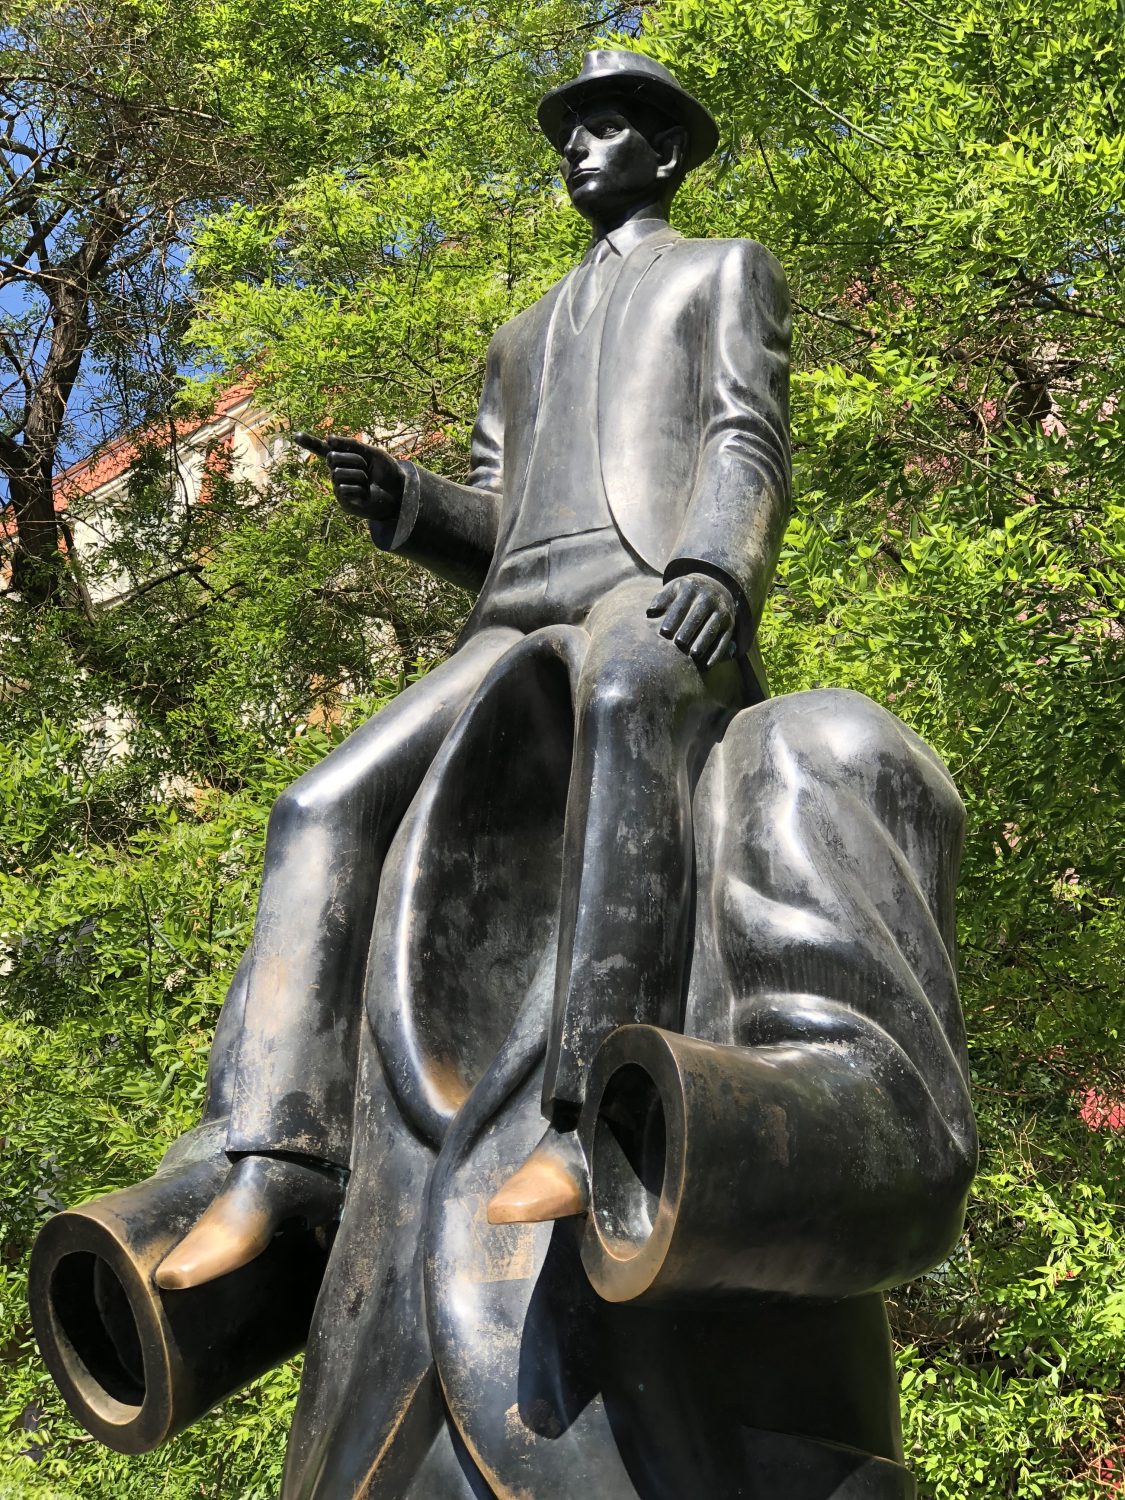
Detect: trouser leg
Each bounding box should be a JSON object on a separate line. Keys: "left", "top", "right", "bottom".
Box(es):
{"left": 227, "top": 628, "right": 520, "bottom": 1166}
{"left": 542, "top": 580, "right": 742, "bottom": 1118}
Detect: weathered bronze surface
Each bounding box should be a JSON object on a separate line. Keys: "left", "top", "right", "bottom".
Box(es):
{"left": 30, "top": 49, "right": 976, "bottom": 1499}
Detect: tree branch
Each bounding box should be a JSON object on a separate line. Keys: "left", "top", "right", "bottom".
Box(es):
{"left": 780, "top": 76, "right": 897, "bottom": 152}
{"left": 1016, "top": 269, "right": 1125, "bottom": 332}
{"left": 0, "top": 428, "right": 26, "bottom": 471}
{"left": 99, "top": 561, "right": 205, "bottom": 607}
{"left": 793, "top": 299, "right": 879, "bottom": 342}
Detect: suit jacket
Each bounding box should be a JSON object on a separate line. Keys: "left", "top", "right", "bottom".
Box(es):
{"left": 377, "top": 221, "right": 792, "bottom": 666}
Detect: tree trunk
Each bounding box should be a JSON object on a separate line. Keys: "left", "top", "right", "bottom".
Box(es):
{"left": 7, "top": 459, "right": 65, "bottom": 605}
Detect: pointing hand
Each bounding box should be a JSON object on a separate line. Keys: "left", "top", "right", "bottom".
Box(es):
{"left": 293, "top": 433, "right": 405, "bottom": 522}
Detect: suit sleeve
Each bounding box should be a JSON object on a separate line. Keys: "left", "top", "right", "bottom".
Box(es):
{"left": 665, "top": 242, "right": 792, "bottom": 649}
{"left": 369, "top": 336, "right": 505, "bottom": 593}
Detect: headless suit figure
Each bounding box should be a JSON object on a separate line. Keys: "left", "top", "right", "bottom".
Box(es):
{"left": 157, "top": 52, "right": 791, "bottom": 1289}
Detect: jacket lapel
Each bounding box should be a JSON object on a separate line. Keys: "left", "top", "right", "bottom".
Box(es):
{"left": 500, "top": 278, "right": 566, "bottom": 533}
{"left": 517, "top": 278, "right": 565, "bottom": 441}
{"left": 596, "top": 227, "right": 682, "bottom": 507}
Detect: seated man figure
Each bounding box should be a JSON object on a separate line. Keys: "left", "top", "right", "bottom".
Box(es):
{"left": 155, "top": 48, "right": 795, "bottom": 1290}
{"left": 156, "top": 49, "right": 804, "bottom": 1290}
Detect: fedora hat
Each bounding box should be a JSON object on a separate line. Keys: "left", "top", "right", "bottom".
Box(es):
{"left": 537, "top": 50, "right": 719, "bottom": 172}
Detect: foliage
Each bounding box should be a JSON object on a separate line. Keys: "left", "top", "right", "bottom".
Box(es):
{"left": 181, "top": 0, "right": 608, "bottom": 437}
{"left": 0, "top": 0, "right": 441, "bottom": 598}
{"left": 637, "top": 3, "right": 1125, "bottom": 1490}
{"left": 0, "top": 698, "right": 395, "bottom": 1498}
{"left": 0, "top": 0, "right": 1122, "bottom": 1496}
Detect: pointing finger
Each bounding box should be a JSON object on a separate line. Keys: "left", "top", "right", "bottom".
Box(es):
{"left": 325, "top": 436, "right": 377, "bottom": 457}
{"left": 292, "top": 431, "right": 328, "bottom": 457}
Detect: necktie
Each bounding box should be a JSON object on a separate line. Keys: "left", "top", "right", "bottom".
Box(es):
{"left": 568, "top": 238, "right": 614, "bottom": 333}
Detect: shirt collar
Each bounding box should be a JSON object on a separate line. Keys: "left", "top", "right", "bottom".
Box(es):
{"left": 586, "top": 217, "right": 676, "bottom": 264}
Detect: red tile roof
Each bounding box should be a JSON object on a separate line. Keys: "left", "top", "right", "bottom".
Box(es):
{"left": 50, "top": 382, "right": 257, "bottom": 504}
{"left": 1078, "top": 1088, "right": 1125, "bottom": 1132}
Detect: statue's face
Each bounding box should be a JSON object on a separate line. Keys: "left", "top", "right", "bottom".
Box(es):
{"left": 559, "top": 100, "right": 676, "bottom": 219}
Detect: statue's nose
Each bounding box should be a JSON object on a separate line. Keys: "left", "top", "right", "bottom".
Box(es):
{"left": 562, "top": 129, "right": 590, "bottom": 169}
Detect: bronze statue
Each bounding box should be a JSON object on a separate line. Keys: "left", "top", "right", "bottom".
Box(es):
{"left": 30, "top": 51, "right": 976, "bottom": 1500}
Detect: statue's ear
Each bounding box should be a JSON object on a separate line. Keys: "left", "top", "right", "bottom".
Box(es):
{"left": 653, "top": 125, "right": 688, "bottom": 184}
